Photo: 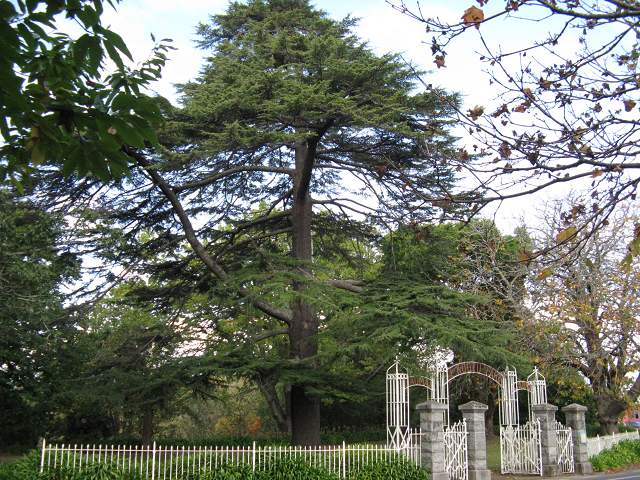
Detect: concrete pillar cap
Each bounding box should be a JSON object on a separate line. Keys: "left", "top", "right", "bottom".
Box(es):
{"left": 416, "top": 400, "right": 448, "bottom": 411}
{"left": 561, "top": 403, "right": 588, "bottom": 413}
{"left": 531, "top": 403, "right": 558, "bottom": 412}
{"left": 459, "top": 401, "right": 488, "bottom": 412}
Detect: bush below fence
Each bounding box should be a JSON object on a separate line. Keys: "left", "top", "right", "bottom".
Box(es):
{"left": 590, "top": 439, "right": 640, "bottom": 472}
{"left": 2, "top": 452, "right": 429, "bottom": 480}
{"left": 587, "top": 430, "right": 640, "bottom": 459}
{"left": 39, "top": 439, "right": 421, "bottom": 480}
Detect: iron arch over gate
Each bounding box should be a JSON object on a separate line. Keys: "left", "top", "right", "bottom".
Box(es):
{"left": 386, "top": 361, "right": 548, "bottom": 449}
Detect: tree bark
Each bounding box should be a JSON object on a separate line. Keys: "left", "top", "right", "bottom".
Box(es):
{"left": 595, "top": 394, "right": 627, "bottom": 435}
{"left": 485, "top": 391, "right": 497, "bottom": 438}
{"left": 141, "top": 409, "right": 154, "bottom": 446}
{"left": 258, "top": 378, "right": 291, "bottom": 435}
{"left": 288, "top": 138, "right": 321, "bottom": 446}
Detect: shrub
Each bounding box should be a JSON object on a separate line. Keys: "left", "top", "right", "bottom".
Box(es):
{"left": 618, "top": 425, "right": 639, "bottom": 434}
{"left": 350, "top": 460, "right": 429, "bottom": 480}
{"left": 0, "top": 451, "right": 42, "bottom": 480}
{"left": 591, "top": 440, "right": 640, "bottom": 471}
{"left": 259, "top": 459, "right": 337, "bottom": 480}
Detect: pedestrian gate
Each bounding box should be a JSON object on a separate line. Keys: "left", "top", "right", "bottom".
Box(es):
{"left": 556, "top": 421, "right": 574, "bottom": 473}
{"left": 500, "top": 420, "right": 542, "bottom": 475}
{"left": 445, "top": 420, "right": 468, "bottom": 480}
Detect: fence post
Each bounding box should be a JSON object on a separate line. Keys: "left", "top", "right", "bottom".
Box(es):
{"left": 417, "top": 401, "right": 449, "bottom": 480}
{"left": 561, "top": 403, "right": 593, "bottom": 475}
{"left": 252, "top": 442, "right": 256, "bottom": 472}
{"left": 531, "top": 403, "right": 560, "bottom": 477}
{"left": 459, "top": 401, "right": 490, "bottom": 480}
{"left": 151, "top": 441, "right": 156, "bottom": 480}
{"left": 342, "top": 441, "right": 346, "bottom": 479}
{"left": 40, "top": 439, "right": 46, "bottom": 473}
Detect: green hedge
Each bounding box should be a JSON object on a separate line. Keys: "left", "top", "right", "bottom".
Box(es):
{"left": 590, "top": 439, "right": 640, "bottom": 471}
{"left": 0, "top": 452, "right": 426, "bottom": 480}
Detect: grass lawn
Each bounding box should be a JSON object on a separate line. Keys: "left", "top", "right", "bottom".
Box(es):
{"left": 486, "top": 435, "right": 501, "bottom": 472}
{"left": 0, "top": 454, "right": 22, "bottom": 463}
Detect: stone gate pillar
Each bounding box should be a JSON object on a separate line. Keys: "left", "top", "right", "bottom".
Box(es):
{"left": 417, "top": 401, "right": 449, "bottom": 480}
{"left": 459, "top": 402, "right": 491, "bottom": 480}
{"left": 531, "top": 403, "right": 561, "bottom": 477}
{"left": 561, "top": 404, "right": 593, "bottom": 475}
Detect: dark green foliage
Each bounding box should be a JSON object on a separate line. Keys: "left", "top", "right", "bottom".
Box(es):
{"left": 196, "top": 464, "right": 257, "bottom": 480}
{"left": 350, "top": 460, "right": 429, "bottom": 480}
{"left": 0, "top": 191, "right": 82, "bottom": 449}
{"left": 258, "top": 459, "right": 335, "bottom": 480}
{"left": 618, "top": 425, "right": 639, "bottom": 434}
{"left": 0, "top": 451, "right": 41, "bottom": 480}
{"left": 0, "top": 454, "right": 426, "bottom": 480}
{"left": 0, "top": 0, "right": 171, "bottom": 188}
{"left": 590, "top": 440, "right": 640, "bottom": 471}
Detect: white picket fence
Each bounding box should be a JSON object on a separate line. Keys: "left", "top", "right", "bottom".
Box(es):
{"left": 587, "top": 430, "right": 640, "bottom": 458}
{"left": 40, "top": 439, "right": 421, "bottom": 480}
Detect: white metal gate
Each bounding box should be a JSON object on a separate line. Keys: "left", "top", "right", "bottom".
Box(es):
{"left": 556, "top": 421, "right": 574, "bottom": 473}
{"left": 500, "top": 420, "right": 542, "bottom": 475}
{"left": 445, "top": 420, "right": 468, "bottom": 480}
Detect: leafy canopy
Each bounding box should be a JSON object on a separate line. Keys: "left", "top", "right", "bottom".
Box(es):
{"left": 0, "top": 0, "right": 173, "bottom": 189}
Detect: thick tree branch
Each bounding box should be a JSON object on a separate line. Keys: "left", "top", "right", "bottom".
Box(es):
{"left": 127, "top": 149, "right": 293, "bottom": 325}
{"left": 172, "top": 165, "right": 294, "bottom": 193}
{"left": 323, "top": 279, "right": 364, "bottom": 293}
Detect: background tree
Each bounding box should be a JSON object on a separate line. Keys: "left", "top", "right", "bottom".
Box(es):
{"left": 34, "top": 0, "right": 503, "bottom": 445}
{"left": 0, "top": 190, "right": 80, "bottom": 449}
{"left": 519, "top": 198, "right": 640, "bottom": 434}
{"left": 388, "top": 0, "right": 640, "bottom": 254}
{"left": 58, "top": 283, "right": 216, "bottom": 446}
{"left": 376, "top": 221, "right": 531, "bottom": 434}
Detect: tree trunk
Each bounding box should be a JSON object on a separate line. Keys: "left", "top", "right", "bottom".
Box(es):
{"left": 258, "top": 378, "right": 291, "bottom": 435}
{"left": 288, "top": 139, "right": 321, "bottom": 446}
{"left": 485, "top": 391, "right": 497, "bottom": 438}
{"left": 141, "top": 409, "right": 154, "bottom": 446}
{"left": 595, "top": 393, "right": 627, "bottom": 435}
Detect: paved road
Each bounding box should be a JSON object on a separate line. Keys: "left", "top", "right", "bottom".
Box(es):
{"left": 492, "top": 469, "right": 640, "bottom": 480}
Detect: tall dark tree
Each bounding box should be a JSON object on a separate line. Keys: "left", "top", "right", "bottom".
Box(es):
{"left": 60, "top": 284, "right": 215, "bottom": 446}
{"left": 0, "top": 191, "right": 80, "bottom": 448}
{"left": 36, "top": 0, "right": 479, "bottom": 446}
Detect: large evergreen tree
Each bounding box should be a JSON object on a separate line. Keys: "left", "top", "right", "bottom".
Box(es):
{"left": 0, "top": 191, "right": 80, "bottom": 448}
{"left": 36, "top": 0, "right": 483, "bottom": 446}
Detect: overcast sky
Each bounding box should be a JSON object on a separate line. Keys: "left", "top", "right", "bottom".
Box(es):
{"left": 90, "top": 0, "right": 581, "bottom": 230}
{"left": 97, "top": 0, "right": 546, "bottom": 105}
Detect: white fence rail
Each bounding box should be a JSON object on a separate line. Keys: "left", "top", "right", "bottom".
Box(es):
{"left": 587, "top": 430, "right": 640, "bottom": 459}
{"left": 40, "top": 439, "right": 420, "bottom": 480}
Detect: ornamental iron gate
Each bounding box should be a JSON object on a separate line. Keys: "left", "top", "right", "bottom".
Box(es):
{"left": 386, "top": 363, "right": 411, "bottom": 450}
{"left": 386, "top": 362, "right": 554, "bottom": 478}
{"left": 444, "top": 420, "right": 468, "bottom": 480}
{"left": 556, "top": 421, "right": 575, "bottom": 473}
{"left": 500, "top": 420, "right": 542, "bottom": 475}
